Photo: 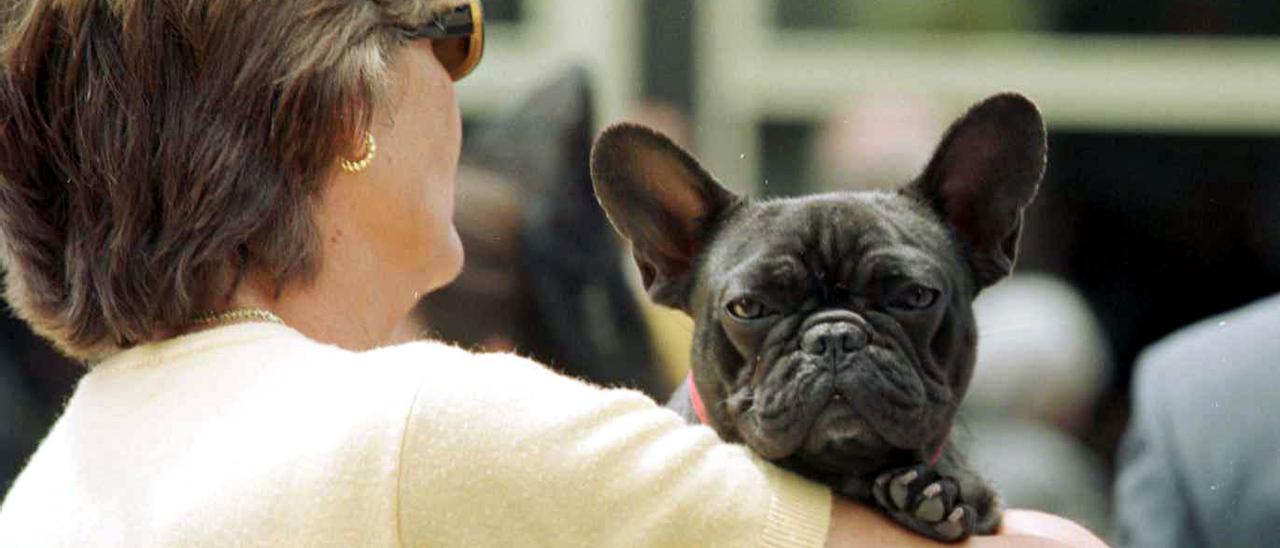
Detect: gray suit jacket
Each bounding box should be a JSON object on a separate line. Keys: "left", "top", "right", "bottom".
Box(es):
{"left": 1115, "top": 293, "right": 1280, "bottom": 547}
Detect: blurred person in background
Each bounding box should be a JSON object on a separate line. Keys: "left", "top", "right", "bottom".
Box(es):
{"left": 963, "top": 276, "right": 1113, "bottom": 535}
{"left": 1115, "top": 292, "right": 1280, "bottom": 547}
{"left": 0, "top": 0, "right": 1099, "bottom": 546}
{"left": 0, "top": 313, "right": 79, "bottom": 495}
{"left": 0, "top": 348, "right": 40, "bottom": 494}
{"left": 811, "top": 91, "right": 1114, "bottom": 535}
{"left": 411, "top": 67, "right": 669, "bottom": 397}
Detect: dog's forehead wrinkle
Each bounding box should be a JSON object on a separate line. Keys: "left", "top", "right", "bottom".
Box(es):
{"left": 713, "top": 193, "right": 958, "bottom": 299}
{"left": 798, "top": 197, "right": 898, "bottom": 283}
{"left": 823, "top": 193, "right": 962, "bottom": 287}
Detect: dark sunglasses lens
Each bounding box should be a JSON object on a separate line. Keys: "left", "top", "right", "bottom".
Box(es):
{"left": 423, "top": 1, "right": 482, "bottom": 81}
{"left": 433, "top": 36, "right": 471, "bottom": 80}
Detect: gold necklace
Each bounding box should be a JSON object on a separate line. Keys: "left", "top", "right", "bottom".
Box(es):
{"left": 189, "top": 308, "right": 285, "bottom": 328}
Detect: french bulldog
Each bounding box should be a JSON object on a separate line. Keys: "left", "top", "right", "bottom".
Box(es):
{"left": 590, "top": 93, "right": 1046, "bottom": 542}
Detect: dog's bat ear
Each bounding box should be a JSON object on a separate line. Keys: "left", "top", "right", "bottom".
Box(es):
{"left": 905, "top": 92, "right": 1046, "bottom": 291}
{"left": 590, "top": 123, "right": 738, "bottom": 310}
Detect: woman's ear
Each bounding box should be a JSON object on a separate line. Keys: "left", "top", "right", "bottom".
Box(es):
{"left": 590, "top": 123, "right": 738, "bottom": 310}
{"left": 904, "top": 93, "right": 1047, "bottom": 291}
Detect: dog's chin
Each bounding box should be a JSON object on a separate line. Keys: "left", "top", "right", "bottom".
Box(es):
{"left": 791, "top": 398, "right": 900, "bottom": 475}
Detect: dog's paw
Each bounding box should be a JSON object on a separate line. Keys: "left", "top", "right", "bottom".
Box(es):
{"left": 871, "top": 465, "right": 978, "bottom": 543}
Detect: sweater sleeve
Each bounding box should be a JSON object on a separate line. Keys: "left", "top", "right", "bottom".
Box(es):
{"left": 391, "top": 345, "right": 831, "bottom": 548}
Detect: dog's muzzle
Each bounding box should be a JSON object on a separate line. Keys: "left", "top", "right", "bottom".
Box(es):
{"left": 799, "top": 310, "right": 870, "bottom": 363}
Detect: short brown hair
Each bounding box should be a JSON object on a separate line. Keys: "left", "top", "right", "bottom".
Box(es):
{"left": 0, "top": 0, "right": 444, "bottom": 360}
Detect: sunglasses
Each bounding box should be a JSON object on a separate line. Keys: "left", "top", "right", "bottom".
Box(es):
{"left": 406, "top": 0, "right": 485, "bottom": 81}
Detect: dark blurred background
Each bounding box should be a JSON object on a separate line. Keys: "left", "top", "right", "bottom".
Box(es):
{"left": 3, "top": 0, "right": 1279, "bottom": 538}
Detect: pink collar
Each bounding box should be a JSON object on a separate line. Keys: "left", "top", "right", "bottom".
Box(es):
{"left": 685, "top": 372, "right": 945, "bottom": 466}
{"left": 688, "top": 371, "right": 711, "bottom": 425}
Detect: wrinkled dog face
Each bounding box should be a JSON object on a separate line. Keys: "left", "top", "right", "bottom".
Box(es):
{"left": 591, "top": 94, "right": 1045, "bottom": 479}
{"left": 695, "top": 194, "right": 975, "bottom": 475}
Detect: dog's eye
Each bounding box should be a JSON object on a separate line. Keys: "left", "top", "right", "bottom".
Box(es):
{"left": 726, "top": 296, "right": 768, "bottom": 320}
{"left": 888, "top": 284, "right": 940, "bottom": 311}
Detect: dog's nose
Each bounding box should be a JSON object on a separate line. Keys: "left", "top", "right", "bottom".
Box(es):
{"left": 800, "top": 322, "right": 869, "bottom": 360}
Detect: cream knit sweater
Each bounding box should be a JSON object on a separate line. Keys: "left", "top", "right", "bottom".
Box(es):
{"left": 0, "top": 322, "right": 830, "bottom": 547}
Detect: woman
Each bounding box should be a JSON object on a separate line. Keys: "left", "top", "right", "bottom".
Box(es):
{"left": 0, "top": 0, "right": 1100, "bottom": 546}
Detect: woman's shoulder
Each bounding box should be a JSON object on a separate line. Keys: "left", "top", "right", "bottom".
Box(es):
{"left": 360, "top": 339, "right": 610, "bottom": 400}
{"left": 372, "top": 339, "right": 659, "bottom": 426}
{"left": 362, "top": 339, "right": 549, "bottom": 378}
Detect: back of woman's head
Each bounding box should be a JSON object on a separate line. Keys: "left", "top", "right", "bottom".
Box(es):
{"left": 0, "top": 0, "right": 439, "bottom": 360}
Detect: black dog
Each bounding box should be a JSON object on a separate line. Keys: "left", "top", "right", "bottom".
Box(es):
{"left": 590, "top": 93, "right": 1045, "bottom": 542}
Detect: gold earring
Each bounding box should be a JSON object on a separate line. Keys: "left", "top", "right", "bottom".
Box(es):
{"left": 340, "top": 131, "right": 377, "bottom": 173}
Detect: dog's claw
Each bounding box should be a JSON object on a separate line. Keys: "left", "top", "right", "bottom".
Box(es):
{"left": 922, "top": 482, "right": 942, "bottom": 498}
{"left": 935, "top": 514, "right": 965, "bottom": 541}
{"left": 888, "top": 469, "right": 917, "bottom": 508}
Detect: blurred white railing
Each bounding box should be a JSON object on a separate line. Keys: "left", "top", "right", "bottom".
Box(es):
{"left": 456, "top": 0, "right": 640, "bottom": 126}
{"left": 696, "top": 0, "right": 1280, "bottom": 194}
